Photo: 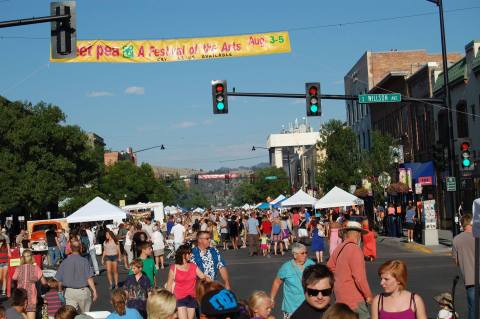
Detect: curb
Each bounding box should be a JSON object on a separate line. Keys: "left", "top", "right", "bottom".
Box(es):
{"left": 403, "top": 242, "right": 433, "bottom": 254}
{"left": 378, "top": 236, "right": 452, "bottom": 255}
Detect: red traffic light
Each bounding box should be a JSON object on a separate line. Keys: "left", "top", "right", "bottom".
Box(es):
{"left": 216, "top": 84, "right": 224, "bottom": 93}
{"left": 460, "top": 142, "right": 470, "bottom": 151}
{"left": 308, "top": 86, "right": 318, "bottom": 95}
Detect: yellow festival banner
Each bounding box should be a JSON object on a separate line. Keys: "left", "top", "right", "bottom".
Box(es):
{"left": 50, "top": 31, "right": 291, "bottom": 63}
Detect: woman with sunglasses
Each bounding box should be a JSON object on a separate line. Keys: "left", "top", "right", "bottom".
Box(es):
{"left": 290, "top": 264, "right": 333, "bottom": 319}
{"left": 270, "top": 243, "right": 315, "bottom": 319}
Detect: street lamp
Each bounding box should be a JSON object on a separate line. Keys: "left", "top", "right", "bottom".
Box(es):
{"left": 251, "top": 145, "right": 268, "bottom": 151}
{"left": 133, "top": 144, "right": 165, "bottom": 153}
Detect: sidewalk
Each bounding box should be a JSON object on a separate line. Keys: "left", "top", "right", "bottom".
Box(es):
{"left": 378, "top": 229, "right": 453, "bottom": 255}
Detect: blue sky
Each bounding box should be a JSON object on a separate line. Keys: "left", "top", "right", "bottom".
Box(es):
{"left": 0, "top": 0, "right": 478, "bottom": 170}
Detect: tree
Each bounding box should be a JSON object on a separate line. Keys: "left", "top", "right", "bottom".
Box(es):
{"left": 0, "top": 100, "right": 101, "bottom": 217}
{"left": 316, "top": 119, "right": 362, "bottom": 192}
{"left": 232, "top": 167, "right": 289, "bottom": 205}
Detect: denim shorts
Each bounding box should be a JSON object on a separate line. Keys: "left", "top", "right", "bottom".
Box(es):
{"left": 105, "top": 255, "right": 118, "bottom": 262}
{"left": 176, "top": 295, "right": 197, "bottom": 308}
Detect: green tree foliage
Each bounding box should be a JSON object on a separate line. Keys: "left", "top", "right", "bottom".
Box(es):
{"left": 233, "top": 167, "right": 289, "bottom": 205}
{"left": 0, "top": 100, "right": 101, "bottom": 216}
{"left": 317, "top": 119, "right": 362, "bottom": 192}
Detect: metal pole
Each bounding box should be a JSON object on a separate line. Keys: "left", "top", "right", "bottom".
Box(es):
{"left": 435, "top": 0, "right": 458, "bottom": 237}
{"left": 287, "top": 151, "right": 292, "bottom": 193}
{"left": 476, "top": 238, "right": 479, "bottom": 319}
{"left": 0, "top": 14, "right": 70, "bottom": 28}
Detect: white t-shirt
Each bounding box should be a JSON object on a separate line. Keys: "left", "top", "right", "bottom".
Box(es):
{"left": 85, "top": 229, "right": 95, "bottom": 250}
{"left": 151, "top": 231, "right": 165, "bottom": 250}
{"left": 142, "top": 223, "right": 154, "bottom": 239}
{"left": 171, "top": 224, "right": 186, "bottom": 244}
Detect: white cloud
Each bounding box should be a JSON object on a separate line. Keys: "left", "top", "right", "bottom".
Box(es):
{"left": 86, "top": 91, "right": 113, "bottom": 97}
{"left": 175, "top": 121, "right": 197, "bottom": 128}
{"left": 125, "top": 86, "right": 145, "bottom": 95}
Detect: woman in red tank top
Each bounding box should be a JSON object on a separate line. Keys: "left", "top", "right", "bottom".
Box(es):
{"left": 166, "top": 244, "right": 210, "bottom": 319}
{"left": 371, "top": 260, "right": 427, "bottom": 319}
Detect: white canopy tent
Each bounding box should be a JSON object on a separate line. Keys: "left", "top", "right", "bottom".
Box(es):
{"left": 269, "top": 195, "right": 286, "bottom": 205}
{"left": 241, "top": 204, "right": 253, "bottom": 210}
{"left": 192, "top": 207, "right": 205, "bottom": 213}
{"left": 67, "top": 197, "right": 127, "bottom": 224}
{"left": 281, "top": 190, "right": 317, "bottom": 208}
{"left": 315, "top": 186, "right": 364, "bottom": 209}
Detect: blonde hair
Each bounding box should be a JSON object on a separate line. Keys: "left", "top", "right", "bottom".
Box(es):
{"left": 322, "top": 303, "right": 358, "bottom": 319}
{"left": 247, "top": 291, "right": 270, "bottom": 317}
{"left": 111, "top": 289, "right": 127, "bottom": 316}
{"left": 21, "top": 249, "right": 34, "bottom": 265}
{"left": 147, "top": 289, "right": 176, "bottom": 319}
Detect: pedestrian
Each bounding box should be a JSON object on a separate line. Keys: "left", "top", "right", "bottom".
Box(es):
{"left": 297, "top": 215, "right": 308, "bottom": 244}
{"left": 280, "top": 215, "right": 291, "bottom": 250}
{"left": 270, "top": 243, "right": 315, "bottom": 319}
{"left": 45, "top": 278, "right": 65, "bottom": 319}
{"left": 128, "top": 242, "right": 157, "bottom": 287}
{"left": 132, "top": 224, "right": 148, "bottom": 258}
{"left": 433, "top": 292, "right": 457, "bottom": 319}
{"left": 328, "top": 220, "right": 342, "bottom": 257}
{"left": 322, "top": 303, "right": 359, "bottom": 319}
{"left": 171, "top": 219, "right": 186, "bottom": 251}
{"left": 102, "top": 230, "right": 121, "bottom": 290}
{"left": 107, "top": 289, "right": 143, "bottom": 319}
{"left": 55, "top": 240, "right": 98, "bottom": 313}
{"left": 240, "top": 216, "right": 248, "bottom": 248}
{"left": 247, "top": 291, "right": 273, "bottom": 319}
{"left": 405, "top": 205, "right": 416, "bottom": 243}
{"left": 6, "top": 288, "right": 28, "bottom": 319}
{"left": 166, "top": 216, "right": 175, "bottom": 239}
{"left": 361, "top": 219, "right": 376, "bottom": 262}
{"left": 370, "top": 260, "right": 427, "bottom": 319}
{"left": 117, "top": 224, "right": 128, "bottom": 269}
{"left": 12, "top": 249, "right": 47, "bottom": 319}
{"left": 85, "top": 224, "right": 100, "bottom": 276}
{"left": 452, "top": 214, "right": 475, "bottom": 319}
{"left": 219, "top": 214, "right": 230, "bottom": 250}
{"left": 260, "top": 215, "right": 272, "bottom": 252}
{"left": 54, "top": 305, "right": 77, "bottom": 319}
{"left": 310, "top": 221, "right": 325, "bottom": 263}
{"left": 124, "top": 224, "right": 135, "bottom": 268}
{"left": 387, "top": 204, "right": 396, "bottom": 237}
{"left": 79, "top": 229, "right": 91, "bottom": 263}
{"left": 190, "top": 231, "right": 231, "bottom": 289}
{"left": 290, "top": 264, "right": 333, "bottom": 319}
{"left": 151, "top": 223, "right": 165, "bottom": 270}
{"left": 142, "top": 218, "right": 154, "bottom": 240}
{"left": 146, "top": 289, "right": 177, "bottom": 319}
{"left": 0, "top": 236, "right": 10, "bottom": 296}
{"left": 57, "top": 229, "right": 67, "bottom": 260}
{"left": 228, "top": 216, "right": 239, "bottom": 250}
{"left": 271, "top": 217, "right": 284, "bottom": 256}
{"left": 260, "top": 233, "right": 269, "bottom": 257}
{"left": 124, "top": 258, "right": 151, "bottom": 317}
{"left": 46, "top": 226, "right": 60, "bottom": 267}
{"left": 246, "top": 213, "right": 261, "bottom": 256}
{"left": 167, "top": 244, "right": 210, "bottom": 319}
{"left": 327, "top": 221, "right": 372, "bottom": 319}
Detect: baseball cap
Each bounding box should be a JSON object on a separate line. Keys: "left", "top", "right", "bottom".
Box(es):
{"left": 200, "top": 289, "right": 244, "bottom": 319}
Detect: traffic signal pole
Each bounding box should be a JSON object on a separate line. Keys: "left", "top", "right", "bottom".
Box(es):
{"left": 227, "top": 91, "right": 444, "bottom": 103}
{"left": 0, "top": 14, "right": 70, "bottom": 28}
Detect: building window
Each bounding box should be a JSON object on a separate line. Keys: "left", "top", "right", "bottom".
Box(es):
{"left": 457, "top": 102, "right": 469, "bottom": 138}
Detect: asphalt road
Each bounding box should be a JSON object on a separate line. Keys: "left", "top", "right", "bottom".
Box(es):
{"left": 1, "top": 240, "right": 467, "bottom": 319}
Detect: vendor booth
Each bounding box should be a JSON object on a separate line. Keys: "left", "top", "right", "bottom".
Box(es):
{"left": 67, "top": 197, "right": 126, "bottom": 224}
{"left": 315, "top": 186, "right": 364, "bottom": 209}
{"left": 281, "top": 190, "right": 317, "bottom": 207}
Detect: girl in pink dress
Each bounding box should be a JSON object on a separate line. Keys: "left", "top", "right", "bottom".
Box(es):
{"left": 13, "top": 250, "right": 47, "bottom": 319}
{"left": 328, "top": 221, "right": 343, "bottom": 256}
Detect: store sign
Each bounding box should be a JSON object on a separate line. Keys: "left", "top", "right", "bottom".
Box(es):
{"left": 423, "top": 200, "right": 437, "bottom": 230}
{"left": 418, "top": 176, "right": 433, "bottom": 185}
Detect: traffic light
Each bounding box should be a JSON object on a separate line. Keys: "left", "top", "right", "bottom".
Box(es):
{"left": 212, "top": 80, "right": 228, "bottom": 114}
{"left": 459, "top": 138, "right": 474, "bottom": 171}
{"left": 51, "top": 2, "right": 77, "bottom": 59}
{"left": 305, "top": 82, "right": 321, "bottom": 117}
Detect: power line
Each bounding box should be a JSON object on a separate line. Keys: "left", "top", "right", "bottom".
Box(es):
{"left": 0, "top": 6, "right": 478, "bottom": 40}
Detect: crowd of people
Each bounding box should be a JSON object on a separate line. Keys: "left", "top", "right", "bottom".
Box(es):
{"left": 0, "top": 206, "right": 472, "bottom": 319}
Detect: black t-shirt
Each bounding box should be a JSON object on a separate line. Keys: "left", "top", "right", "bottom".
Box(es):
{"left": 46, "top": 230, "right": 57, "bottom": 247}
{"left": 290, "top": 301, "right": 327, "bottom": 319}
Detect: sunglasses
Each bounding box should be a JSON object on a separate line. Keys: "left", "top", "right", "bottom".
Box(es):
{"left": 307, "top": 288, "right": 332, "bottom": 297}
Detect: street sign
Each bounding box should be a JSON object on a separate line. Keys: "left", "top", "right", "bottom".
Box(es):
{"left": 415, "top": 183, "right": 423, "bottom": 195}
{"left": 265, "top": 176, "right": 278, "bottom": 180}
{"left": 359, "top": 93, "right": 401, "bottom": 103}
{"left": 446, "top": 176, "right": 456, "bottom": 192}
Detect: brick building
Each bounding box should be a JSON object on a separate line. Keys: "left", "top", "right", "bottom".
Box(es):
{"left": 104, "top": 147, "right": 137, "bottom": 167}
{"left": 345, "top": 50, "right": 463, "bottom": 150}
